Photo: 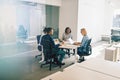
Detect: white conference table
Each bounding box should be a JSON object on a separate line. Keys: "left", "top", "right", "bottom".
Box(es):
{"left": 59, "top": 44, "right": 79, "bottom": 63}
{"left": 76, "top": 58, "right": 120, "bottom": 79}
{"left": 41, "top": 63, "right": 120, "bottom": 80}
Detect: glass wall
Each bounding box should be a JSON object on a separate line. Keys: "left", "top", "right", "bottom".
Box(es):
{"left": 111, "top": 9, "right": 120, "bottom": 42}
{"left": 0, "top": 0, "right": 60, "bottom": 44}
{"left": 46, "top": 5, "right": 59, "bottom": 38}
{"left": 0, "top": 0, "right": 17, "bottom": 44}
{"left": 113, "top": 9, "right": 120, "bottom": 27}
{"left": 0, "top": 1, "right": 46, "bottom": 44}
{"left": 16, "top": 1, "right": 46, "bottom": 42}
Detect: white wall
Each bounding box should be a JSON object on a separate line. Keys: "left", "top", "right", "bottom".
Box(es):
{"left": 77, "top": 0, "right": 105, "bottom": 42}
{"left": 21, "top": 0, "right": 62, "bottom": 6}
{"left": 59, "top": 0, "right": 78, "bottom": 40}
{"left": 46, "top": 0, "right": 61, "bottom": 6}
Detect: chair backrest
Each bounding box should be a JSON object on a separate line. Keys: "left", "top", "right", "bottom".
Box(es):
{"left": 36, "top": 35, "right": 41, "bottom": 44}
{"left": 36, "top": 35, "right": 42, "bottom": 51}
{"left": 38, "top": 45, "right": 42, "bottom": 51}
{"left": 83, "top": 38, "right": 92, "bottom": 55}
{"left": 41, "top": 38, "right": 52, "bottom": 61}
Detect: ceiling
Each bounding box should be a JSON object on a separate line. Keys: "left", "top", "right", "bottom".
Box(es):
{"left": 110, "top": 0, "right": 120, "bottom": 9}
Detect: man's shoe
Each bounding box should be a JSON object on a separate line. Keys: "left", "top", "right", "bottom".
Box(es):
{"left": 77, "top": 59, "right": 85, "bottom": 63}
{"left": 57, "top": 62, "right": 65, "bottom": 66}
{"left": 60, "top": 62, "right": 65, "bottom": 65}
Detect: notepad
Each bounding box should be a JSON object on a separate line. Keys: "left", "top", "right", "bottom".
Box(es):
{"left": 66, "top": 38, "right": 74, "bottom": 44}
{"left": 54, "top": 39, "right": 60, "bottom": 45}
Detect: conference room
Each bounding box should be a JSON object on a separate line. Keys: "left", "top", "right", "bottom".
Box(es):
{"left": 0, "top": 0, "right": 120, "bottom": 80}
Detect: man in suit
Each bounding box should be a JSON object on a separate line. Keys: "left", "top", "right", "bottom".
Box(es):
{"left": 41, "top": 27, "right": 65, "bottom": 65}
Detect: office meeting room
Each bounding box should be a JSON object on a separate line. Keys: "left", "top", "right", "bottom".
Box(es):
{"left": 1, "top": 0, "right": 120, "bottom": 80}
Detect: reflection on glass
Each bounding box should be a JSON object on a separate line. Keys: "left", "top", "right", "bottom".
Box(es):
{"left": 16, "top": 25, "right": 28, "bottom": 41}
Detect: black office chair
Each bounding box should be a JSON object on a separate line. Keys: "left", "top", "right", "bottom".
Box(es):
{"left": 65, "top": 49, "right": 75, "bottom": 57}
{"left": 77, "top": 39, "right": 92, "bottom": 62}
{"left": 40, "top": 39, "right": 61, "bottom": 71}
{"left": 35, "top": 35, "right": 42, "bottom": 59}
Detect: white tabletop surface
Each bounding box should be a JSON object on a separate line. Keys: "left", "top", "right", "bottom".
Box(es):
{"left": 59, "top": 44, "right": 79, "bottom": 49}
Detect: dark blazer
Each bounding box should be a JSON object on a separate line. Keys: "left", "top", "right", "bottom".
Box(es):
{"left": 41, "top": 34, "right": 60, "bottom": 49}
{"left": 41, "top": 34, "right": 60, "bottom": 60}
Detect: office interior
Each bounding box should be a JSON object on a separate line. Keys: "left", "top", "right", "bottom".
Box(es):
{"left": 0, "top": 0, "right": 120, "bottom": 80}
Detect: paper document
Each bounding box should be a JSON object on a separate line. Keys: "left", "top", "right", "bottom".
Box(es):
{"left": 54, "top": 39, "right": 60, "bottom": 45}
{"left": 66, "top": 38, "right": 74, "bottom": 44}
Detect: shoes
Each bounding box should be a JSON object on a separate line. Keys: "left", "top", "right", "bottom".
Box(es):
{"left": 77, "top": 57, "right": 85, "bottom": 63}
{"left": 57, "top": 61, "right": 65, "bottom": 66}
{"left": 77, "top": 59, "right": 84, "bottom": 63}
{"left": 60, "top": 62, "right": 65, "bottom": 65}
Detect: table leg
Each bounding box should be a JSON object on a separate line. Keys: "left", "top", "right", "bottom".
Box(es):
{"left": 74, "top": 48, "right": 78, "bottom": 63}
{"left": 118, "top": 48, "right": 120, "bottom": 61}
{"left": 116, "top": 47, "right": 120, "bottom": 61}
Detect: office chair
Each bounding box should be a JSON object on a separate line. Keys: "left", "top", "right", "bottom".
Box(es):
{"left": 40, "top": 39, "right": 61, "bottom": 71}
{"left": 65, "top": 49, "right": 75, "bottom": 57}
{"left": 78, "top": 39, "right": 92, "bottom": 62}
{"left": 35, "top": 35, "right": 42, "bottom": 59}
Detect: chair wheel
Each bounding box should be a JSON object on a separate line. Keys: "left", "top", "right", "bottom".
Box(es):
{"left": 83, "top": 57, "right": 85, "bottom": 61}
{"left": 35, "top": 56, "right": 37, "bottom": 58}
{"left": 68, "top": 54, "right": 70, "bottom": 57}
{"left": 40, "top": 65, "right": 43, "bottom": 68}
{"left": 59, "top": 63, "right": 62, "bottom": 68}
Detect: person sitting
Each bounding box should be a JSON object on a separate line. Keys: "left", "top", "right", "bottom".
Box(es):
{"left": 62, "top": 27, "right": 74, "bottom": 56}
{"left": 41, "top": 27, "right": 65, "bottom": 65}
{"left": 62, "top": 27, "right": 73, "bottom": 41}
{"left": 77, "top": 28, "right": 89, "bottom": 62}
